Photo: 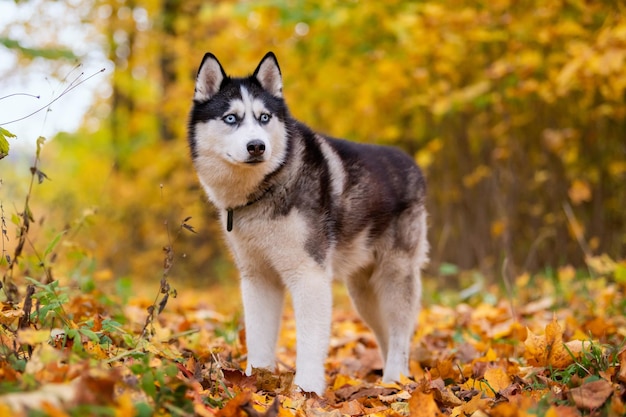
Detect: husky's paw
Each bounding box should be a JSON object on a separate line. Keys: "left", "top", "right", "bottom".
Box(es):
{"left": 382, "top": 365, "right": 409, "bottom": 384}
{"left": 294, "top": 373, "right": 326, "bottom": 396}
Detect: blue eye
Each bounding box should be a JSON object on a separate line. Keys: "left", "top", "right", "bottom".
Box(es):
{"left": 259, "top": 113, "right": 271, "bottom": 124}
{"left": 223, "top": 114, "right": 237, "bottom": 125}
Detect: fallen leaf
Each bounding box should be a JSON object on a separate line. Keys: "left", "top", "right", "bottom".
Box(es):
{"left": 483, "top": 368, "right": 512, "bottom": 396}
{"left": 569, "top": 379, "right": 613, "bottom": 410}
{"left": 450, "top": 392, "right": 490, "bottom": 417}
{"left": 241, "top": 397, "right": 280, "bottom": 417}
{"left": 74, "top": 369, "right": 119, "bottom": 406}
{"left": 252, "top": 368, "right": 294, "bottom": 394}
{"left": 431, "top": 384, "right": 464, "bottom": 407}
{"left": 0, "top": 380, "right": 79, "bottom": 413}
{"left": 223, "top": 368, "right": 258, "bottom": 391}
{"left": 544, "top": 317, "right": 565, "bottom": 366}
{"left": 17, "top": 328, "right": 50, "bottom": 345}
{"left": 337, "top": 399, "right": 365, "bottom": 416}
{"left": 0, "top": 308, "right": 24, "bottom": 326}
{"left": 408, "top": 391, "right": 444, "bottom": 417}
{"left": 546, "top": 405, "right": 582, "bottom": 417}
{"left": 524, "top": 316, "right": 581, "bottom": 369}
{"left": 215, "top": 391, "right": 252, "bottom": 417}
{"left": 332, "top": 373, "right": 360, "bottom": 390}
{"left": 41, "top": 402, "right": 72, "bottom": 417}
{"left": 488, "top": 401, "right": 520, "bottom": 417}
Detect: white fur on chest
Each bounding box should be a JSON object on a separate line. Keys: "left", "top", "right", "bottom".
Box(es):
{"left": 225, "top": 209, "right": 315, "bottom": 280}
{"left": 224, "top": 207, "right": 375, "bottom": 283}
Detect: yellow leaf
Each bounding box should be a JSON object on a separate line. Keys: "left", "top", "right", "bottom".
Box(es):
{"left": 450, "top": 393, "right": 490, "bottom": 417}
{"left": 490, "top": 220, "right": 505, "bottom": 238}
{"left": 85, "top": 341, "right": 109, "bottom": 360}
{"left": 489, "top": 401, "right": 521, "bottom": 417}
{"left": 568, "top": 179, "right": 592, "bottom": 205}
{"left": 25, "top": 344, "right": 64, "bottom": 375}
{"left": 483, "top": 368, "right": 511, "bottom": 396}
{"left": 415, "top": 137, "right": 443, "bottom": 169}
{"left": 544, "top": 406, "right": 560, "bottom": 417}
{"left": 585, "top": 254, "right": 616, "bottom": 275}
{"left": 557, "top": 265, "right": 576, "bottom": 282}
{"left": 332, "top": 373, "right": 359, "bottom": 390}
{"left": 194, "top": 403, "right": 216, "bottom": 417}
{"left": 18, "top": 329, "right": 50, "bottom": 345}
{"left": 0, "top": 309, "right": 24, "bottom": 326}
{"left": 609, "top": 161, "right": 626, "bottom": 177}
{"left": 93, "top": 269, "right": 114, "bottom": 281}
{"left": 115, "top": 393, "right": 139, "bottom": 417}
{"left": 462, "top": 165, "right": 491, "bottom": 188}
{"left": 485, "top": 348, "right": 498, "bottom": 362}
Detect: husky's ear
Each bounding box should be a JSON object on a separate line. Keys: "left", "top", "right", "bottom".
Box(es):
{"left": 194, "top": 53, "right": 226, "bottom": 102}
{"left": 253, "top": 52, "right": 283, "bottom": 98}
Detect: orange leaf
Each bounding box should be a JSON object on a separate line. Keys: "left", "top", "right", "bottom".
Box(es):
{"left": 41, "top": 402, "right": 71, "bottom": 417}
{"left": 215, "top": 391, "right": 252, "bottom": 417}
{"left": 524, "top": 327, "right": 548, "bottom": 366}
{"left": 450, "top": 393, "right": 490, "bottom": 417}
{"left": 568, "top": 180, "right": 592, "bottom": 205}
{"left": 524, "top": 316, "right": 579, "bottom": 369}
{"left": 546, "top": 405, "right": 584, "bottom": 417}
{"left": 409, "top": 391, "right": 444, "bottom": 417}
{"left": 338, "top": 399, "right": 365, "bottom": 416}
{"left": 489, "top": 401, "right": 519, "bottom": 417}
{"left": 483, "top": 368, "right": 511, "bottom": 396}
{"left": 545, "top": 318, "right": 571, "bottom": 368}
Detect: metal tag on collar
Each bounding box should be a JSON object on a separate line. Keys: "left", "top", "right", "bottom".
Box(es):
{"left": 226, "top": 208, "right": 234, "bottom": 232}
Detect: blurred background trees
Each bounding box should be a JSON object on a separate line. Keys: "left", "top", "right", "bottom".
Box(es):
{"left": 2, "top": 0, "right": 625, "bottom": 284}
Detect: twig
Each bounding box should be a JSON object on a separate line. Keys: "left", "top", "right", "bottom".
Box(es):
{"left": 562, "top": 202, "right": 592, "bottom": 259}
{"left": 139, "top": 185, "right": 194, "bottom": 339}
{"left": 0, "top": 67, "right": 106, "bottom": 126}
{"left": 0, "top": 93, "right": 40, "bottom": 101}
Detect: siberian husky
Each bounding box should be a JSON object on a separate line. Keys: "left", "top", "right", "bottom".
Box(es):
{"left": 188, "top": 52, "right": 428, "bottom": 395}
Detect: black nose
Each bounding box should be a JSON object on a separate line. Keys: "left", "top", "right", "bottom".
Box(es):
{"left": 247, "top": 140, "right": 266, "bottom": 157}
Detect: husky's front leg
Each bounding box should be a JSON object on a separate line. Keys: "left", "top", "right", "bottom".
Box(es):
{"left": 288, "top": 270, "right": 332, "bottom": 395}
{"left": 241, "top": 277, "right": 285, "bottom": 373}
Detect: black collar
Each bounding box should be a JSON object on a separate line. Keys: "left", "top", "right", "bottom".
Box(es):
{"left": 226, "top": 185, "right": 274, "bottom": 232}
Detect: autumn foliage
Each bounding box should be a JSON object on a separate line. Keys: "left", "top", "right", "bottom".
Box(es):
{"left": 1, "top": 260, "right": 626, "bottom": 415}
{"left": 3, "top": 0, "right": 622, "bottom": 280}
{"left": 1, "top": 0, "right": 626, "bottom": 416}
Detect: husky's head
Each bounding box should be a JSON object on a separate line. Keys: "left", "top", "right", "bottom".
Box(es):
{"left": 188, "top": 52, "right": 288, "bottom": 176}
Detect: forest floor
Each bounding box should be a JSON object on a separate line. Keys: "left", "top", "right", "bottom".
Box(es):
{"left": 1, "top": 258, "right": 625, "bottom": 416}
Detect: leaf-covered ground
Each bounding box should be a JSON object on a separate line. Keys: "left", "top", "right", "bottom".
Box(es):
{"left": 1, "top": 258, "right": 626, "bottom": 416}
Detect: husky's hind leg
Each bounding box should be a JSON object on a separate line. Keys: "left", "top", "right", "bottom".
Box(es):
{"left": 346, "top": 267, "right": 389, "bottom": 361}
{"left": 377, "top": 210, "right": 428, "bottom": 382}
{"left": 376, "top": 262, "right": 422, "bottom": 382}
{"left": 348, "top": 258, "right": 421, "bottom": 381}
